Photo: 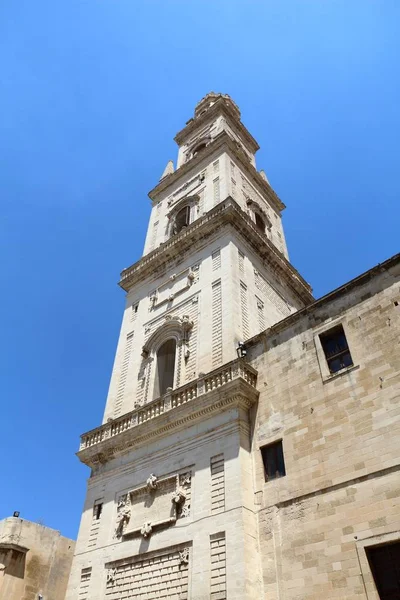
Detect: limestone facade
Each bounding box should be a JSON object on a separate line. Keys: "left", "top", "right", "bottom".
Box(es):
{"left": 66, "top": 94, "right": 400, "bottom": 599}
{"left": 0, "top": 516, "right": 74, "bottom": 600}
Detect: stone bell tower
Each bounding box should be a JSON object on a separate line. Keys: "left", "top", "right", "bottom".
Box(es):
{"left": 66, "top": 93, "right": 313, "bottom": 600}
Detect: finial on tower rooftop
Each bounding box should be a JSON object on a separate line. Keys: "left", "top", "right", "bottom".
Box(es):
{"left": 160, "top": 160, "right": 174, "bottom": 181}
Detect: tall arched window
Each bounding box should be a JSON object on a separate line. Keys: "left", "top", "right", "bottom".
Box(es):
{"left": 255, "top": 212, "right": 266, "bottom": 233}
{"left": 173, "top": 206, "right": 191, "bottom": 235}
{"left": 154, "top": 338, "right": 177, "bottom": 398}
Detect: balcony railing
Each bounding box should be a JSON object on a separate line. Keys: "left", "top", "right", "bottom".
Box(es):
{"left": 79, "top": 359, "right": 257, "bottom": 453}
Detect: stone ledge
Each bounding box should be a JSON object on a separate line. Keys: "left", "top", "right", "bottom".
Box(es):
{"left": 77, "top": 359, "right": 259, "bottom": 468}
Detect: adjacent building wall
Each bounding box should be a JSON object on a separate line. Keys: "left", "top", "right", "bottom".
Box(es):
{"left": 247, "top": 256, "right": 400, "bottom": 599}
{"left": 0, "top": 517, "right": 75, "bottom": 600}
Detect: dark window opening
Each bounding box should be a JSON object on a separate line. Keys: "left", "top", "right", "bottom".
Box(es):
{"left": 255, "top": 212, "right": 265, "bottom": 233}
{"left": 261, "top": 440, "right": 286, "bottom": 482}
{"left": 94, "top": 503, "right": 103, "bottom": 520}
{"left": 155, "top": 338, "right": 176, "bottom": 398}
{"left": 367, "top": 541, "right": 400, "bottom": 599}
{"left": 319, "top": 324, "right": 353, "bottom": 374}
{"left": 173, "top": 206, "right": 191, "bottom": 235}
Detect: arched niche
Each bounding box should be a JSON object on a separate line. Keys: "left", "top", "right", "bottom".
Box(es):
{"left": 141, "top": 316, "right": 194, "bottom": 401}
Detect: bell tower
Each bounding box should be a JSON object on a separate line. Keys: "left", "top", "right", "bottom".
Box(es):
{"left": 66, "top": 94, "right": 313, "bottom": 600}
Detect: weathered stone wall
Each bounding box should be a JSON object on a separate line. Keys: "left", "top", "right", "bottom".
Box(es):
{"left": 0, "top": 517, "right": 74, "bottom": 600}
{"left": 67, "top": 404, "right": 261, "bottom": 600}
{"left": 247, "top": 257, "right": 400, "bottom": 599}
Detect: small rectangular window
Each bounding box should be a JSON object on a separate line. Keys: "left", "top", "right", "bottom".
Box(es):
{"left": 261, "top": 440, "right": 286, "bottom": 482}
{"left": 319, "top": 324, "right": 353, "bottom": 374}
{"left": 93, "top": 502, "right": 103, "bottom": 520}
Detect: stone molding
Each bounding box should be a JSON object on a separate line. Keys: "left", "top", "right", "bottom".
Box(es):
{"left": 149, "top": 131, "right": 279, "bottom": 210}
{"left": 174, "top": 95, "right": 259, "bottom": 153}
{"left": 119, "top": 196, "right": 313, "bottom": 305}
{"left": 77, "top": 359, "right": 259, "bottom": 468}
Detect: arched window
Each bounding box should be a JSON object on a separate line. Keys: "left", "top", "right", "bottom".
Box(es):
{"left": 255, "top": 212, "right": 265, "bottom": 233}
{"left": 173, "top": 205, "right": 191, "bottom": 235}
{"left": 154, "top": 338, "right": 177, "bottom": 398}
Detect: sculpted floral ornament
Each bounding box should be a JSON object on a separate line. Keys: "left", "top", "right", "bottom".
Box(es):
{"left": 106, "top": 568, "right": 116, "bottom": 585}
{"left": 141, "top": 522, "right": 152, "bottom": 538}
{"left": 146, "top": 473, "right": 158, "bottom": 492}
{"left": 179, "top": 548, "right": 190, "bottom": 565}
{"left": 172, "top": 487, "right": 187, "bottom": 506}
{"left": 114, "top": 495, "right": 131, "bottom": 538}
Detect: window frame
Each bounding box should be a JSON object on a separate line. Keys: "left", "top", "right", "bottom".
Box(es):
{"left": 313, "top": 319, "right": 358, "bottom": 382}
{"left": 356, "top": 532, "right": 400, "bottom": 600}
{"left": 260, "top": 440, "right": 286, "bottom": 482}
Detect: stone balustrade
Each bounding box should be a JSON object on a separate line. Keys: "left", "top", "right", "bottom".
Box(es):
{"left": 79, "top": 359, "right": 257, "bottom": 453}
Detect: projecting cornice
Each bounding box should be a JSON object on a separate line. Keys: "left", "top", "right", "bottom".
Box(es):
{"left": 148, "top": 131, "right": 283, "bottom": 213}
{"left": 174, "top": 96, "right": 260, "bottom": 154}
{"left": 119, "top": 197, "right": 313, "bottom": 305}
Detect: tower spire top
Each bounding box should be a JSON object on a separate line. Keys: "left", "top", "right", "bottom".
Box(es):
{"left": 194, "top": 92, "right": 241, "bottom": 119}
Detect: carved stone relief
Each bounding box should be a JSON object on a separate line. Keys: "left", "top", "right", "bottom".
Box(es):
{"left": 116, "top": 470, "right": 192, "bottom": 541}
{"left": 148, "top": 264, "right": 199, "bottom": 311}
{"left": 114, "top": 494, "right": 131, "bottom": 538}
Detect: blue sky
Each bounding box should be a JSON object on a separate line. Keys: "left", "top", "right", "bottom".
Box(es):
{"left": 0, "top": 0, "right": 399, "bottom": 540}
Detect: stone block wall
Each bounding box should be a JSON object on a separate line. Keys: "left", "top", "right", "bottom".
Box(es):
{"left": 247, "top": 258, "right": 400, "bottom": 599}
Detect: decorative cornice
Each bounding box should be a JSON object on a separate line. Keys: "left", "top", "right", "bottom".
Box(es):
{"left": 149, "top": 131, "right": 280, "bottom": 210}
{"left": 119, "top": 197, "right": 313, "bottom": 304}
{"left": 77, "top": 359, "right": 259, "bottom": 468}
{"left": 174, "top": 96, "right": 259, "bottom": 153}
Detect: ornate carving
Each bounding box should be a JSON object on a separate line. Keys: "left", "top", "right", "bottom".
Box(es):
{"left": 106, "top": 568, "right": 116, "bottom": 585}
{"left": 146, "top": 473, "right": 158, "bottom": 491}
{"left": 180, "top": 472, "right": 191, "bottom": 486}
{"left": 149, "top": 294, "right": 158, "bottom": 310}
{"left": 187, "top": 269, "right": 196, "bottom": 285}
{"left": 140, "top": 522, "right": 152, "bottom": 538}
{"left": 181, "top": 504, "right": 190, "bottom": 518}
{"left": 168, "top": 293, "right": 175, "bottom": 302}
{"left": 114, "top": 494, "right": 131, "bottom": 538}
{"left": 172, "top": 488, "right": 187, "bottom": 505}
{"left": 179, "top": 548, "right": 190, "bottom": 565}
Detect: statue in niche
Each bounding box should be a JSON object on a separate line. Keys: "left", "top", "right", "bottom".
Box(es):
{"left": 114, "top": 494, "right": 131, "bottom": 538}
{"left": 141, "top": 522, "right": 152, "bottom": 538}
{"left": 146, "top": 473, "right": 158, "bottom": 492}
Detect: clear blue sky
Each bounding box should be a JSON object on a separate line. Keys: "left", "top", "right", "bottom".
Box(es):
{"left": 0, "top": 1, "right": 399, "bottom": 540}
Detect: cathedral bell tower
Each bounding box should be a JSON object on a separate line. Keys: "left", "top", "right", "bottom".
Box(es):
{"left": 66, "top": 94, "right": 313, "bottom": 600}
